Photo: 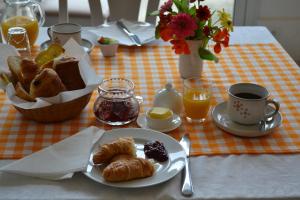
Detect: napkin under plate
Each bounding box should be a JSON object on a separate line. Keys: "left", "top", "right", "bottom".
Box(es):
{"left": 0, "top": 126, "right": 104, "bottom": 180}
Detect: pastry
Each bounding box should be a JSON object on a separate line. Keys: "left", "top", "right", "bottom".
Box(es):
{"left": 20, "top": 58, "right": 39, "bottom": 91}
{"left": 7, "top": 56, "right": 39, "bottom": 91}
{"left": 102, "top": 157, "right": 154, "bottom": 182}
{"left": 93, "top": 137, "right": 136, "bottom": 164}
{"left": 53, "top": 56, "right": 86, "bottom": 90}
{"left": 15, "top": 82, "right": 36, "bottom": 102}
{"left": 30, "top": 68, "right": 66, "bottom": 98}
{"left": 40, "top": 59, "right": 54, "bottom": 70}
{"left": 109, "top": 154, "right": 135, "bottom": 163}
{"left": 35, "top": 43, "right": 65, "bottom": 67}
{"left": 7, "top": 56, "right": 22, "bottom": 84}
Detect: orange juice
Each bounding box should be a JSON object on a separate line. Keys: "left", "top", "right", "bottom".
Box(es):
{"left": 1, "top": 16, "right": 39, "bottom": 46}
{"left": 183, "top": 89, "right": 211, "bottom": 119}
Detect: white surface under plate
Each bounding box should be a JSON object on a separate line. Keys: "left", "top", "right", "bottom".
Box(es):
{"left": 136, "top": 113, "right": 182, "bottom": 133}
{"left": 83, "top": 128, "right": 186, "bottom": 188}
{"left": 211, "top": 102, "right": 282, "bottom": 137}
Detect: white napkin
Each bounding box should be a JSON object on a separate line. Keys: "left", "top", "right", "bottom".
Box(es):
{"left": 0, "top": 126, "right": 104, "bottom": 180}
{"left": 88, "top": 19, "right": 155, "bottom": 46}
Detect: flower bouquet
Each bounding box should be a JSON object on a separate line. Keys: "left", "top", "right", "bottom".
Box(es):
{"left": 151, "top": 0, "right": 233, "bottom": 62}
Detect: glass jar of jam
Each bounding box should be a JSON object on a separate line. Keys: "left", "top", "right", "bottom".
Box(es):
{"left": 93, "top": 78, "right": 140, "bottom": 125}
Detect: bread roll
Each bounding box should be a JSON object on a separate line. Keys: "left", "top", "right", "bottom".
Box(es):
{"left": 102, "top": 157, "right": 154, "bottom": 182}
{"left": 30, "top": 68, "right": 66, "bottom": 98}
{"left": 15, "top": 82, "right": 36, "bottom": 102}
{"left": 93, "top": 137, "right": 136, "bottom": 164}
{"left": 53, "top": 56, "right": 85, "bottom": 90}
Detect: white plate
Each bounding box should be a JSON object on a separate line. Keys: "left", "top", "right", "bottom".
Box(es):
{"left": 83, "top": 128, "right": 186, "bottom": 188}
{"left": 40, "top": 38, "right": 94, "bottom": 54}
{"left": 87, "top": 20, "right": 155, "bottom": 46}
{"left": 211, "top": 102, "right": 282, "bottom": 137}
{"left": 136, "top": 113, "right": 182, "bottom": 132}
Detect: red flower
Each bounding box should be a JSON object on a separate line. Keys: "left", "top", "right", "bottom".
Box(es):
{"left": 159, "top": 13, "right": 172, "bottom": 25}
{"left": 203, "top": 26, "right": 211, "bottom": 37}
{"left": 196, "top": 5, "right": 211, "bottom": 21}
{"left": 213, "top": 28, "right": 230, "bottom": 53}
{"left": 169, "top": 13, "right": 198, "bottom": 39}
{"left": 171, "top": 39, "right": 190, "bottom": 54}
{"left": 160, "top": 26, "right": 173, "bottom": 41}
{"left": 159, "top": 0, "right": 173, "bottom": 14}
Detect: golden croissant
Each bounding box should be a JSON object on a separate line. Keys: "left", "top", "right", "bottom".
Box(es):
{"left": 93, "top": 137, "right": 136, "bottom": 164}
{"left": 102, "top": 155, "right": 154, "bottom": 182}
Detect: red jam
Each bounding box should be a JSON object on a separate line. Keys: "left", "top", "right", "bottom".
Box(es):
{"left": 144, "top": 140, "right": 169, "bottom": 162}
{"left": 94, "top": 98, "right": 139, "bottom": 124}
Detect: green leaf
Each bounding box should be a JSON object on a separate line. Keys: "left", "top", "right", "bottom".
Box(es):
{"left": 173, "top": 0, "right": 183, "bottom": 12}
{"left": 181, "top": 0, "right": 190, "bottom": 13}
{"left": 198, "top": 47, "right": 219, "bottom": 62}
{"left": 194, "top": 29, "right": 205, "bottom": 40}
{"left": 155, "top": 26, "right": 160, "bottom": 39}
{"left": 149, "top": 10, "right": 159, "bottom": 16}
{"left": 189, "top": 6, "right": 197, "bottom": 16}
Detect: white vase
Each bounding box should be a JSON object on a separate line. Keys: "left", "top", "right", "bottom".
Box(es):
{"left": 178, "top": 40, "right": 203, "bottom": 79}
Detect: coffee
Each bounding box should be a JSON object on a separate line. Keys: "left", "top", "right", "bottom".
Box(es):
{"left": 234, "top": 92, "right": 261, "bottom": 99}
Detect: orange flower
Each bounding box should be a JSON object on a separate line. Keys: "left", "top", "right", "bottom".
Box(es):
{"left": 171, "top": 39, "right": 190, "bottom": 54}
{"left": 213, "top": 28, "right": 230, "bottom": 53}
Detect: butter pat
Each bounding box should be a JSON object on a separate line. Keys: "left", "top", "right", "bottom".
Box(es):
{"left": 146, "top": 107, "right": 174, "bottom": 130}
{"left": 148, "top": 107, "right": 172, "bottom": 119}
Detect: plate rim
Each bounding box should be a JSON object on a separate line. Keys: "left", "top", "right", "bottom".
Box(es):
{"left": 83, "top": 128, "right": 186, "bottom": 188}
{"left": 40, "top": 38, "right": 94, "bottom": 53}
{"left": 136, "top": 113, "right": 182, "bottom": 132}
{"left": 211, "top": 101, "right": 282, "bottom": 137}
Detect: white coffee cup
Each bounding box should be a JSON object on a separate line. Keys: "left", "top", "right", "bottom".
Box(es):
{"left": 227, "top": 83, "right": 280, "bottom": 125}
{"left": 47, "top": 23, "right": 82, "bottom": 45}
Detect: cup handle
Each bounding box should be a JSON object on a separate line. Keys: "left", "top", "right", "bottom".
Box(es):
{"left": 47, "top": 27, "right": 52, "bottom": 40}
{"left": 265, "top": 99, "right": 280, "bottom": 119}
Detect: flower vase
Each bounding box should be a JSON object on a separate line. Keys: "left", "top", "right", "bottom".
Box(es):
{"left": 178, "top": 40, "right": 203, "bottom": 79}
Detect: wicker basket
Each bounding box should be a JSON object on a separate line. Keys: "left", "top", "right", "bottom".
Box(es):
{"left": 14, "top": 93, "right": 92, "bottom": 123}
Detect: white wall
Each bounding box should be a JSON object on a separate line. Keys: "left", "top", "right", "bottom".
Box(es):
{"left": 243, "top": 0, "right": 300, "bottom": 64}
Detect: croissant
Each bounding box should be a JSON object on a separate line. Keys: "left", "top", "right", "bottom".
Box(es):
{"left": 102, "top": 156, "right": 154, "bottom": 182}
{"left": 93, "top": 137, "right": 136, "bottom": 164}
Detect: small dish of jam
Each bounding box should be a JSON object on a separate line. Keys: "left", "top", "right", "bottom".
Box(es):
{"left": 144, "top": 140, "right": 169, "bottom": 162}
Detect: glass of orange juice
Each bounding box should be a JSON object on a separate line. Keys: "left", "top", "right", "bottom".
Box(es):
{"left": 183, "top": 78, "right": 212, "bottom": 123}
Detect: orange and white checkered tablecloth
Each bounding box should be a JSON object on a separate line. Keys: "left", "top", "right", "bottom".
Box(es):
{"left": 0, "top": 43, "right": 300, "bottom": 159}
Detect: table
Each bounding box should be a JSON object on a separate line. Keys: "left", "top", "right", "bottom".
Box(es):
{"left": 0, "top": 26, "right": 300, "bottom": 200}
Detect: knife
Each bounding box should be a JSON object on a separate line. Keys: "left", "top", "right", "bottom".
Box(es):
{"left": 116, "top": 20, "right": 142, "bottom": 46}
{"left": 179, "top": 134, "right": 194, "bottom": 197}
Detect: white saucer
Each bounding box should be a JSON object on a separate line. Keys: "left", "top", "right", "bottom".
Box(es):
{"left": 136, "top": 113, "right": 182, "bottom": 133}
{"left": 211, "top": 102, "right": 282, "bottom": 137}
{"left": 40, "top": 38, "right": 94, "bottom": 54}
